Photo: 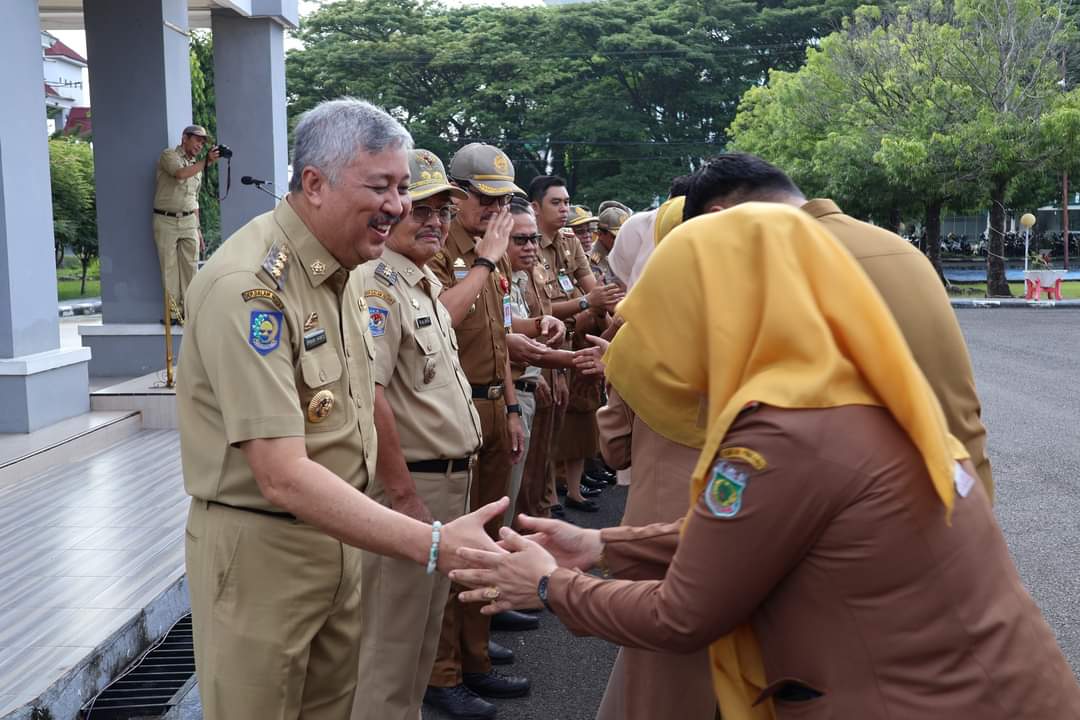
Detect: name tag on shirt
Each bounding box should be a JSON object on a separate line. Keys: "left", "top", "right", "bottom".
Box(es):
{"left": 557, "top": 272, "right": 574, "bottom": 293}
{"left": 416, "top": 316, "right": 432, "bottom": 329}
{"left": 503, "top": 294, "right": 513, "bottom": 329}
{"left": 303, "top": 328, "right": 327, "bottom": 351}
{"left": 954, "top": 463, "right": 975, "bottom": 498}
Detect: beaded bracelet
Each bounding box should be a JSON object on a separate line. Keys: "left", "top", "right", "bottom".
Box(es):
{"left": 426, "top": 520, "right": 443, "bottom": 575}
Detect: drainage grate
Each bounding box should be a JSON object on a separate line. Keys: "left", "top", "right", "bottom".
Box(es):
{"left": 81, "top": 613, "right": 195, "bottom": 719}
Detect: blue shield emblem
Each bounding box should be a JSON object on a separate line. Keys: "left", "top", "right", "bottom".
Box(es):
{"left": 249, "top": 310, "right": 283, "bottom": 355}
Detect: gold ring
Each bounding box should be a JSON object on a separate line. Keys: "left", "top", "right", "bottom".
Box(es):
{"left": 483, "top": 586, "right": 501, "bottom": 601}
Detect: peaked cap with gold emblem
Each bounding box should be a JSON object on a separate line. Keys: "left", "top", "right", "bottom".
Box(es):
{"left": 449, "top": 143, "right": 524, "bottom": 197}
{"left": 567, "top": 205, "right": 599, "bottom": 228}
{"left": 408, "top": 149, "right": 468, "bottom": 202}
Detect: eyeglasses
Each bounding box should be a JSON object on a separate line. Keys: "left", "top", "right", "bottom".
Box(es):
{"left": 410, "top": 204, "right": 459, "bottom": 224}
{"left": 468, "top": 186, "right": 513, "bottom": 207}
{"left": 510, "top": 233, "right": 542, "bottom": 246}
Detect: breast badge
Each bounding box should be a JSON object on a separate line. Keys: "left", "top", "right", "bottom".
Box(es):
{"left": 248, "top": 310, "right": 283, "bottom": 356}
{"left": 307, "top": 390, "right": 335, "bottom": 423}
{"left": 705, "top": 460, "right": 748, "bottom": 518}
{"left": 368, "top": 306, "right": 390, "bottom": 337}
{"left": 423, "top": 358, "right": 437, "bottom": 384}
{"left": 303, "top": 312, "right": 319, "bottom": 332}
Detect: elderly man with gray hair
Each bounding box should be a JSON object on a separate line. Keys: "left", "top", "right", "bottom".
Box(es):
{"left": 177, "top": 97, "right": 510, "bottom": 720}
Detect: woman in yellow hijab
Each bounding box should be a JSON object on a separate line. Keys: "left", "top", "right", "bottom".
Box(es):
{"left": 450, "top": 203, "right": 1080, "bottom": 720}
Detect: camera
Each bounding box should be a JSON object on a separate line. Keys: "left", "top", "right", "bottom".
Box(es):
{"left": 214, "top": 144, "right": 233, "bottom": 159}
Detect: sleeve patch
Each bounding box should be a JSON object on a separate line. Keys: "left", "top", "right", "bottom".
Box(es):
{"left": 705, "top": 460, "right": 748, "bottom": 518}
{"left": 365, "top": 288, "right": 396, "bottom": 305}
{"left": 719, "top": 446, "right": 767, "bottom": 470}
{"left": 368, "top": 306, "right": 390, "bottom": 337}
{"left": 241, "top": 288, "right": 285, "bottom": 310}
{"left": 248, "top": 310, "right": 284, "bottom": 355}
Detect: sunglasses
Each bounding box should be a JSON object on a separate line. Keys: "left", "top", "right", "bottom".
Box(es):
{"left": 510, "top": 233, "right": 542, "bottom": 246}
{"left": 410, "top": 204, "right": 459, "bottom": 224}
{"left": 468, "top": 186, "right": 513, "bottom": 207}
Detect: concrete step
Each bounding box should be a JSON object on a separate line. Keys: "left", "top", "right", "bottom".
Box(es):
{"left": 0, "top": 410, "right": 142, "bottom": 488}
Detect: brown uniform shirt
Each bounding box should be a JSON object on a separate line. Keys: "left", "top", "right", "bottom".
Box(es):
{"left": 804, "top": 199, "right": 993, "bottom": 496}
{"left": 178, "top": 199, "right": 378, "bottom": 512}
{"left": 550, "top": 405, "right": 1079, "bottom": 719}
{"left": 429, "top": 220, "right": 512, "bottom": 386}
{"left": 355, "top": 248, "right": 482, "bottom": 461}
{"left": 537, "top": 227, "right": 590, "bottom": 306}
{"left": 154, "top": 145, "right": 201, "bottom": 215}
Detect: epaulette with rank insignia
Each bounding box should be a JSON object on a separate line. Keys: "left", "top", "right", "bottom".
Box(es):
{"left": 374, "top": 262, "right": 399, "bottom": 287}
{"left": 260, "top": 239, "right": 291, "bottom": 290}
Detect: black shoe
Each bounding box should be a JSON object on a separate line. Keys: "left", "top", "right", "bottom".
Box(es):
{"left": 463, "top": 669, "right": 531, "bottom": 699}
{"left": 550, "top": 504, "right": 565, "bottom": 518}
{"left": 581, "top": 474, "right": 608, "bottom": 491}
{"left": 580, "top": 482, "right": 603, "bottom": 497}
{"left": 488, "top": 639, "right": 514, "bottom": 665}
{"left": 491, "top": 609, "right": 539, "bottom": 632}
{"left": 565, "top": 497, "right": 599, "bottom": 512}
{"left": 586, "top": 458, "right": 618, "bottom": 485}
{"left": 424, "top": 684, "right": 497, "bottom": 720}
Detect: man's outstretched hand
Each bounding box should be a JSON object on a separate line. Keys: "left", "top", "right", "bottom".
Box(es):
{"left": 437, "top": 497, "right": 510, "bottom": 573}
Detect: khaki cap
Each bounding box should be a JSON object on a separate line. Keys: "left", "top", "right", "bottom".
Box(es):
{"left": 567, "top": 205, "right": 599, "bottom": 227}
{"left": 449, "top": 143, "right": 524, "bottom": 196}
{"left": 408, "top": 149, "right": 467, "bottom": 202}
{"left": 183, "top": 125, "right": 209, "bottom": 138}
{"left": 598, "top": 205, "right": 631, "bottom": 234}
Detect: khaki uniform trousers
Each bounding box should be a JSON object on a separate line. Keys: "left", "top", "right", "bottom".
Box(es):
{"left": 516, "top": 400, "right": 556, "bottom": 520}
{"left": 351, "top": 467, "right": 471, "bottom": 720}
{"left": 430, "top": 396, "right": 511, "bottom": 685}
{"left": 185, "top": 499, "right": 363, "bottom": 720}
{"left": 153, "top": 213, "right": 199, "bottom": 316}
{"left": 503, "top": 388, "right": 536, "bottom": 526}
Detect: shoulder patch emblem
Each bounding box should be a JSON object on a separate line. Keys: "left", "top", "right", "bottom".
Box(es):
{"left": 248, "top": 310, "right": 284, "bottom": 355}
{"left": 364, "top": 288, "right": 396, "bottom": 305}
{"left": 719, "top": 447, "right": 767, "bottom": 471}
{"left": 368, "top": 306, "right": 390, "bottom": 337}
{"left": 374, "top": 262, "right": 398, "bottom": 287}
{"left": 704, "top": 460, "right": 748, "bottom": 519}
{"left": 241, "top": 288, "right": 284, "bottom": 310}
{"left": 433, "top": 251, "right": 446, "bottom": 265}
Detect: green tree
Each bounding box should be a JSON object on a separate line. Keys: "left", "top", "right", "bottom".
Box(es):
{"left": 48, "top": 137, "right": 98, "bottom": 293}
{"left": 190, "top": 30, "right": 222, "bottom": 253}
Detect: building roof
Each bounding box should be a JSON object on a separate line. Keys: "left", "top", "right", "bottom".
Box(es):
{"left": 43, "top": 34, "right": 87, "bottom": 65}
{"left": 64, "top": 107, "right": 92, "bottom": 137}
{"left": 44, "top": 83, "right": 61, "bottom": 98}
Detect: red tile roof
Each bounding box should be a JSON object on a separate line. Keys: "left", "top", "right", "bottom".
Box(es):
{"left": 44, "top": 83, "right": 60, "bottom": 98}
{"left": 44, "top": 37, "right": 87, "bottom": 65}
{"left": 64, "top": 107, "right": 92, "bottom": 137}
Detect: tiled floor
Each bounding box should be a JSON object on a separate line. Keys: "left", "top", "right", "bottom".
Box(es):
{"left": 0, "top": 430, "right": 186, "bottom": 716}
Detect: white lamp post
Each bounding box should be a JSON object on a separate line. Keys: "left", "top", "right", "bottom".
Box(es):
{"left": 1020, "top": 213, "right": 1036, "bottom": 272}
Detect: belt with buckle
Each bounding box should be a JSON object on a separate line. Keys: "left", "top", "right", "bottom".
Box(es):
{"left": 514, "top": 379, "right": 538, "bottom": 393}
{"left": 207, "top": 499, "right": 296, "bottom": 520}
{"left": 471, "top": 384, "right": 504, "bottom": 400}
{"left": 154, "top": 208, "right": 196, "bottom": 218}
{"left": 406, "top": 458, "right": 472, "bottom": 474}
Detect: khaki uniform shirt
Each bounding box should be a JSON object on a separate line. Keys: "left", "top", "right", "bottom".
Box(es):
{"left": 355, "top": 248, "right": 482, "bottom": 461}
{"left": 429, "top": 220, "right": 512, "bottom": 386}
{"left": 154, "top": 145, "right": 201, "bottom": 216}
{"left": 550, "top": 405, "right": 1080, "bottom": 719}
{"left": 589, "top": 242, "right": 618, "bottom": 286}
{"left": 178, "top": 198, "right": 378, "bottom": 512}
{"left": 803, "top": 199, "right": 993, "bottom": 497}
{"left": 510, "top": 270, "right": 542, "bottom": 383}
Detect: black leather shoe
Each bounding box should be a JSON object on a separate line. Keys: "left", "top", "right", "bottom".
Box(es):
{"left": 491, "top": 609, "right": 540, "bottom": 632}
{"left": 565, "top": 497, "right": 599, "bottom": 512}
{"left": 488, "top": 639, "right": 514, "bottom": 665}
{"left": 424, "top": 684, "right": 497, "bottom": 719}
{"left": 580, "top": 481, "right": 603, "bottom": 496}
{"left": 581, "top": 474, "right": 608, "bottom": 490}
{"left": 464, "top": 669, "right": 531, "bottom": 699}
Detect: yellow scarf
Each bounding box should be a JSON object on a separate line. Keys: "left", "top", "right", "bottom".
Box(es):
{"left": 653, "top": 195, "right": 686, "bottom": 246}
{"left": 604, "top": 203, "right": 967, "bottom": 720}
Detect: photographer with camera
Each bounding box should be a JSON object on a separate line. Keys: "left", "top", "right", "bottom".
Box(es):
{"left": 152, "top": 125, "right": 227, "bottom": 324}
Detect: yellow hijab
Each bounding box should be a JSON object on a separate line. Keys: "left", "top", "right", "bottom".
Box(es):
{"left": 604, "top": 203, "right": 967, "bottom": 720}
{"left": 653, "top": 195, "right": 686, "bottom": 246}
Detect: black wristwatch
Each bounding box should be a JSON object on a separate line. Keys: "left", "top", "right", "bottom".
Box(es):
{"left": 537, "top": 575, "right": 553, "bottom": 612}
{"left": 474, "top": 257, "right": 497, "bottom": 273}
{"left": 506, "top": 403, "right": 522, "bottom": 416}
{"left": 578, "top": 297, "right": 590, "bottom": 311}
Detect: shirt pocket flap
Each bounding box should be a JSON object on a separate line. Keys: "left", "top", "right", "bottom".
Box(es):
{"left": 414, "top": 331, "right": 439, "bottom": 356}
{"left": 300, "top": 350, "right": 342, "bottom": 388}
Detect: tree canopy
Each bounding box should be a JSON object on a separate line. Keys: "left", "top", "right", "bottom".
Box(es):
{"left": 286, "top": 0, "right": 869, "bottom": 209}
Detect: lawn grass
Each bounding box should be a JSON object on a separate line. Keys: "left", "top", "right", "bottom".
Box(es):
{"left": 58, "top": 279, "right": 100, "bottom": 302}
{"left": 949, "top": 282, "right": 1080, "bottom": 299}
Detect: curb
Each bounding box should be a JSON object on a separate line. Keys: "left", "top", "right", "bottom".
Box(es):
{"left": 59, "top": 299, "right": 102, "bottom": 317}
{"left": 950, "top": 298, "right": 1080, "bottom": 309}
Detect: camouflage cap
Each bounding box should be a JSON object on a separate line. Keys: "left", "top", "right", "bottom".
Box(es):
{"left": 449, "top": 143, "right": 524, "bottom": 196}
{"left": 567, "top": 205, "right": 599, "bottom": 227}
{"left": 598, "top": 200, "right": 632, "bottom": 215}
{"left": 183, "top": 125, "right": 209, "bottom": 138}
{"left": 598, "top": 205, "right": 631, "bottom": 234}
{"left": 408, "top": 149, "right": 467, "bottom": 202}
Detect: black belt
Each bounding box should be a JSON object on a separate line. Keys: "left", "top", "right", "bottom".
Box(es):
{"left": 207, "top": 499, "right": 296, "bottom": 520}
{"left": 406, "top": 458, "right": 471, "bottom": 474}
{"left": 514, "top": 379, "right": 538, "bottom": 393}
{"left": 471, "top": 384, "right": 504, "bottom": 400}
{"left": 154, "top": 208, "right": 196, "bottom": 218}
